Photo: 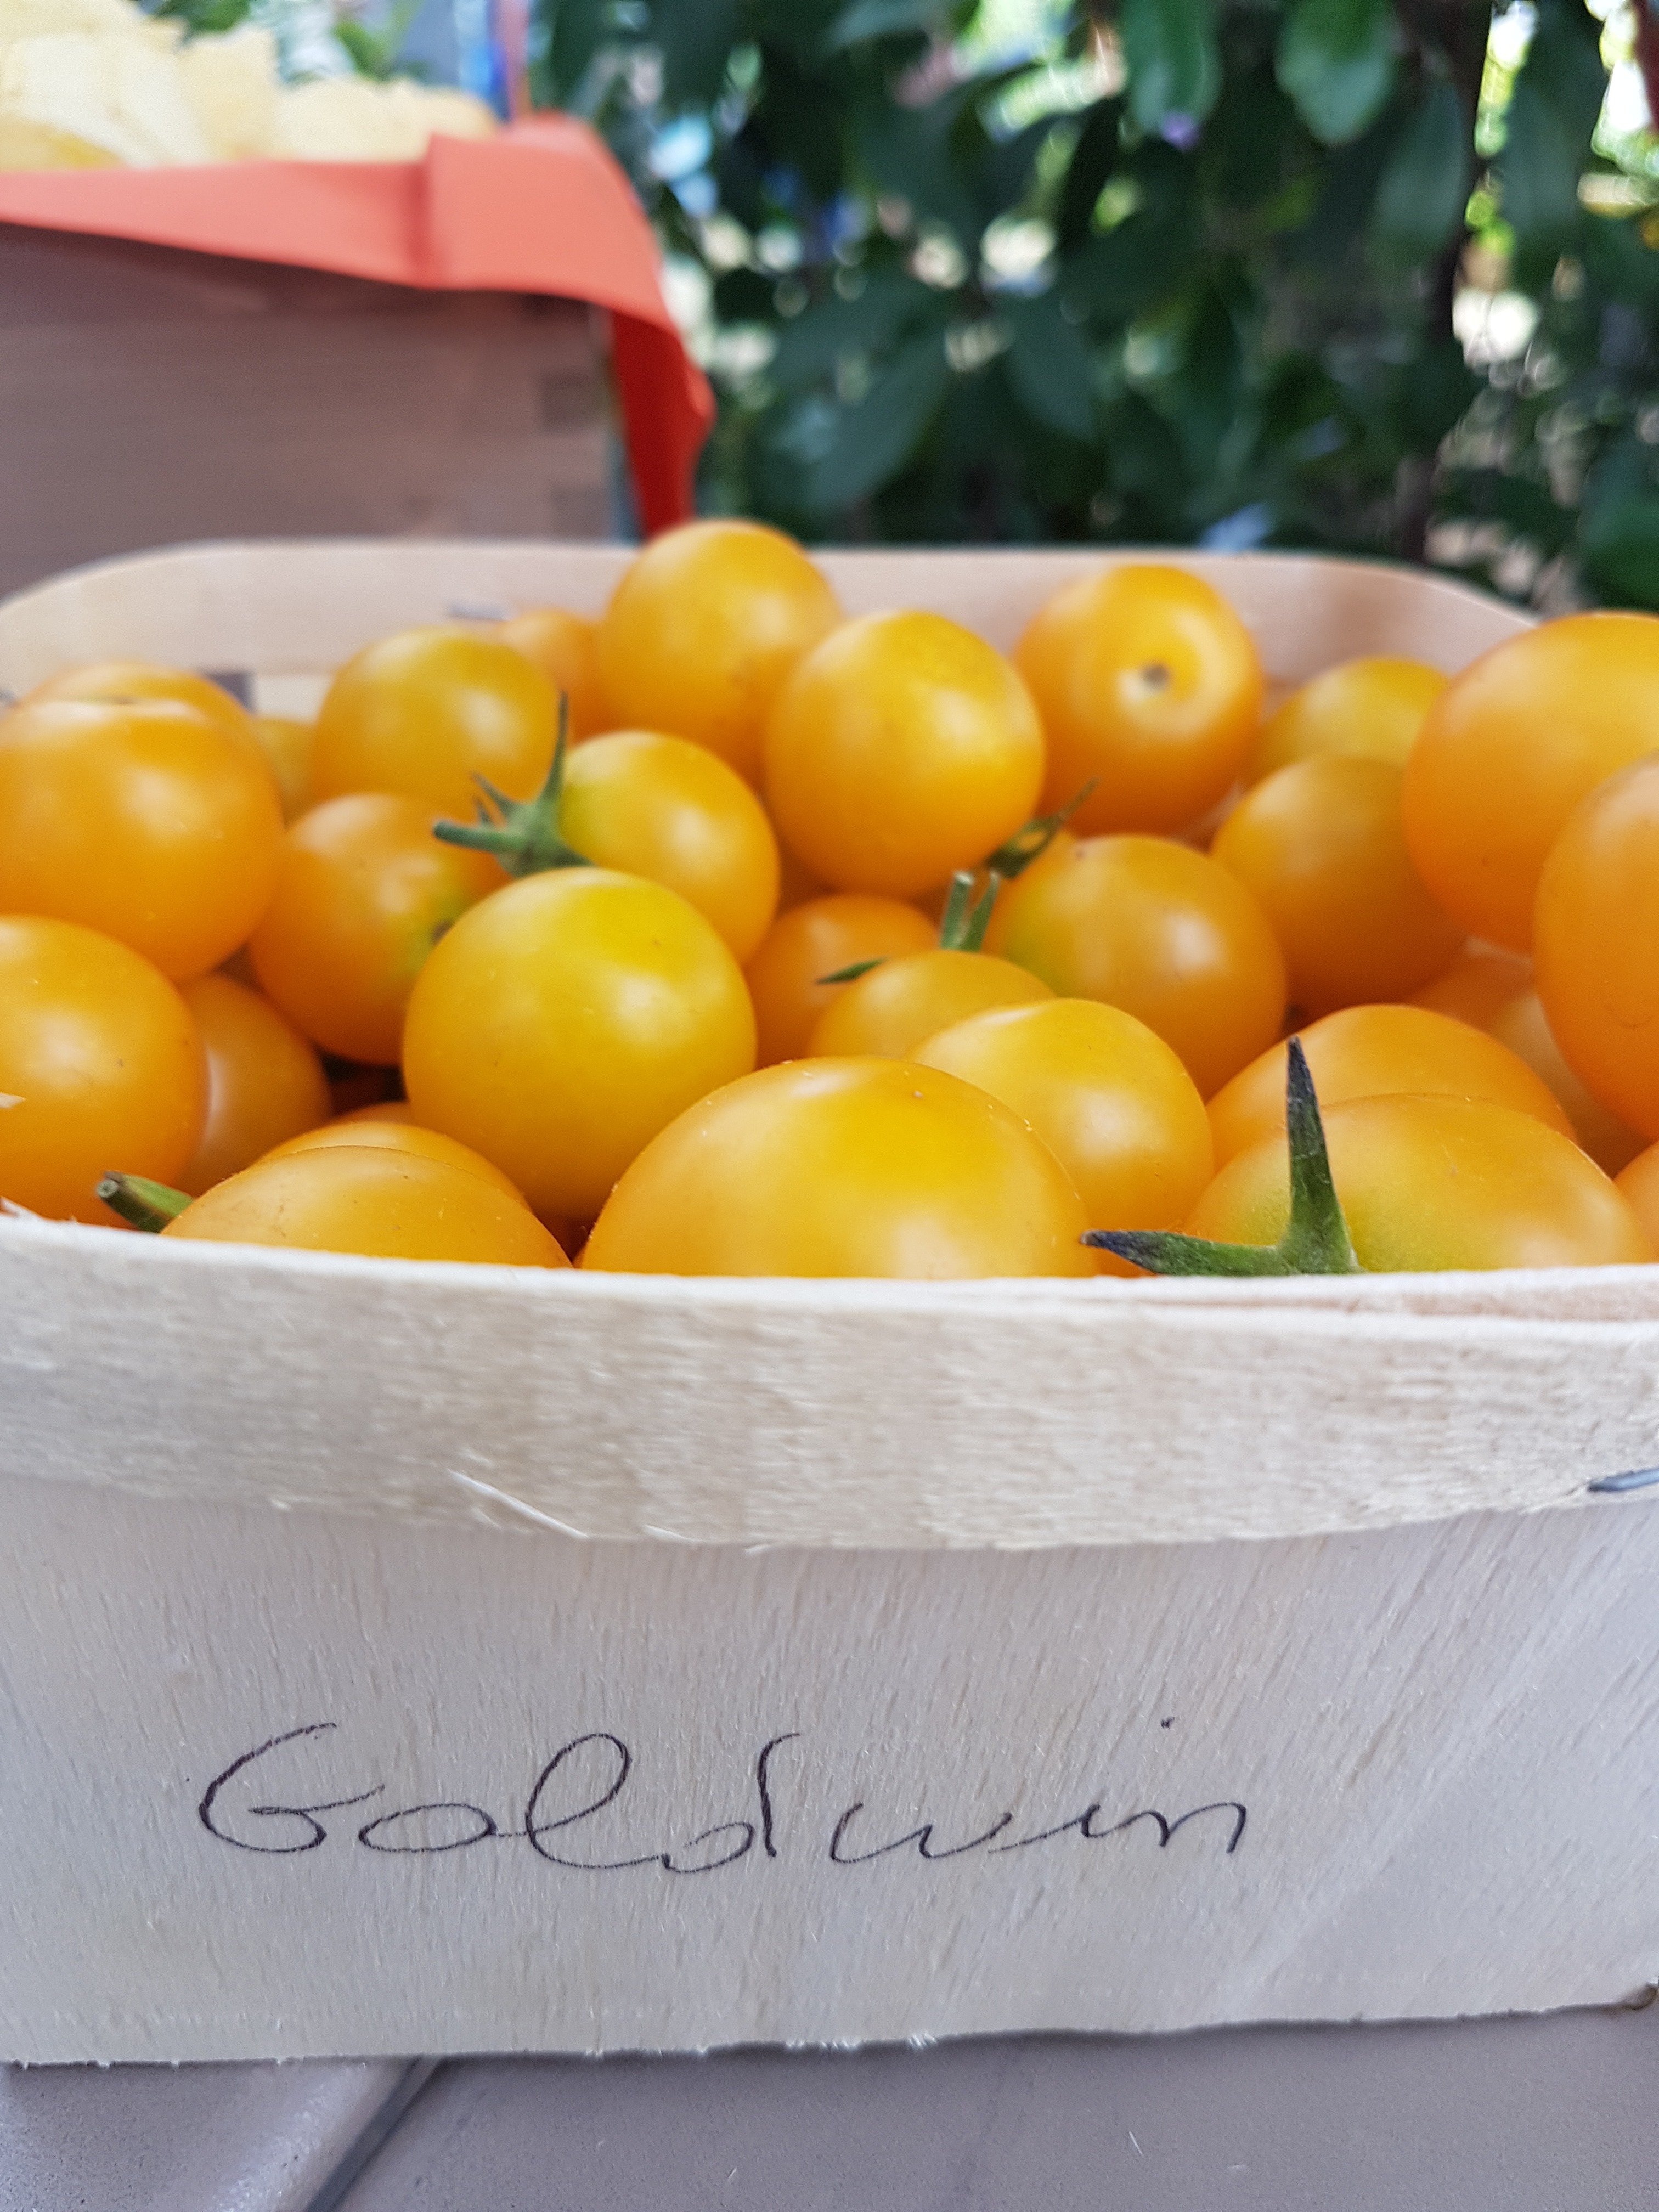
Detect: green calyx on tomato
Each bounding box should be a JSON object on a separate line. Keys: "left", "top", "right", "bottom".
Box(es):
{"left": 432, "top": 693, "right": 588, "bottom": 877}
{"left": 1084, "top": 1038, "right": 1364, "bottom": 1277}
{"left": 97, "top": 1171, "right": 191, "bottom": 1233}
{"left": 982, "top": 778, "right": 1098, "bottom": 880}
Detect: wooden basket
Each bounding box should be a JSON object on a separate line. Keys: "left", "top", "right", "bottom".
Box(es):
{"left": 1, "top": 540, "right": 1656, "bottom": 2064}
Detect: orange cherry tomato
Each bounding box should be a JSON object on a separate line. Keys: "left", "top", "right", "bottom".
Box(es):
{"left": 162, "top": 1146, "right": 568, "bottom": 1267}
{"left": 1211, "top": 755, "right": 1463, "bottom": 1013}
{"left": 808, "top": 949, "right": 1053, "bottom": 1059}
{"left": 0, "top": 696, "right": 284, "bottom": 979}
{"left": 558, "top": 730, "right": 781, "bottom": 963}
{"left": 311, "top": 627, "right": 558, "bottom": 817}
{"left": 251, "top": 715, "right": 315, "bottom": 822}
{"left": 763, "top": 612, "right": 1046, "bottom": 898}
{"left": 1243, "top": 656, "right": 1446, "bottom": 784}
{"left": 1402, "top": 612, "right": 1659, "bottom": 951}
{"left": 1614, "top": 1143, "right": 1659, "bottom": 1252}
{"left": 988, "top": 834, "right": 1285, "bottom": 1098}
{"left": 176, "top": 974, "right": 330, "bottom": 1195}
{"left": 775, "top": 839, "right": 830, "bottom": 912}
{"left": 249, "top": 794, "right": 504, "bottom": 1064}
{"left": 30, "top": 661, "right": 262, "bottom": 760}
{"left": 0, "top": 915, "right": 205, "bottom": 1221}
{"left": 1014, "top": 563, "right": 1263, "bottom": 834}
{"left": 1535, "top": 755, "right": 1659, "bottom": 1138}
{"left": 746, "top": 894, "right": 938, "bottom": 1064}
{"left": 331, "top": 1099, "right": 416, "bottom": 1125}
{"left": 1207, "top": 1002, "right": 1576, "bottom": 1165}
{"left": 913, "top": 998, "right": 1214, "bottom": 1271}
{"left": 403, "top": 868, "right": 757, "bottom": 1221}
{"left": 496, "top": 606, "right": 610, "bottom": 741}
{"left": 583, "top": 1057, "right": 1093, "bottom": 1278}
{"left": 259, "top": 1114, "right": 529, "bottom": 1201}
{"left": 1412, "top": 947, "right": 1644, "bottom": 1176}
{"left": 1409, "top": 941, "right": 1533, "bottom": 1027}
{"left": 1187, "top": 1094, "right": 1650, "bottom": 1271}
{"left": 597, "top": 520, "right": 841, "bottom": 782}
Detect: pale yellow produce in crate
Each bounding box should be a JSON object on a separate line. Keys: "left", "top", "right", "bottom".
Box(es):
{"left": 1, "top": 539, "right": 1656, "bottom": 2064}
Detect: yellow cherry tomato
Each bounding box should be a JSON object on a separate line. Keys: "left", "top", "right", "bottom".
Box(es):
{"left": 1211, "top": 755, "right": 1463, "bottom": 1013}
{"left": 1535, "top": 755, "right": 1659, "bottom": 1138}
{"left": 583, "top": 1057, "right": 1094, "bottom": 1278}
{"left": 249, "top": 794, "right": 504, "bottom": 1065}
{"left": 913, "top": 998, "right": 1213, "bottom": 1272}
{"left": 763, "top": 612, "right": 1046, "bottom": 899}
{"left": 162, "top": 1146, "right": 568, "bottom": 1267}
{"left": 989, "top": 834, "right": 1285, "bottom": 1098}
{"left": 1014, "top": 563, "right": 1263, "bottom": 834}
{"left": 1412, "top": 948, "right": 1644, "bottom": 1176}
{"left": 1207, "top": 1002, "right": 1576, "bottom": 1165}
{"left": 1614, "top": 1144, "right": 1659, "bottom": 1252}
{"left": 1401, "top": 612, "right": 1659, "bottom": 951}
{"left": 259, "top": 1115, "right": 529, "bottom": 1201}
{"left": 30, "top": 661, "right": 262, "bottom": 760}
{"left": 597, "top": 520, "right": 840, "bottom": 781}
{"left": 1187, "top": 1094, "right": 1650, "bottom": 1271}
{"left": 496, "top": 606, "right": 610, "bottom": 741}
{"left": 403, "top": 868, "right": 757, "bottom": 1221}
{"left": 808, "top": 948, "right": 1053, "bottom": 1059}
{"left": 0, "top": 695, "right": 285, "bottom": 980}
{"left": 176, "top": 974, "right": 330, "bottom": 1196}
{"left": 251, "top": 715, "right": 315, "bottom": 822}
{"left": 1243, "top": 656, "right": 1446, "bottom": 784}
{"left": 0, "top": 915, "right": 205, "bottom": 1221}
{"left": 745, "top": 893, "right": 938, "bottom": 1065}
{"left": 558, "top": 730, "right": 780, "bottom": 963}
{"left": 311, "top": 626, "right": 558, "bottom": 817}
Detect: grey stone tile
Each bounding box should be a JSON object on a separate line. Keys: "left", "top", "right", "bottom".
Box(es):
{"left": 0, "top": 2057, "right": 411, "bottom": 2212}
{"left": 341, "top": 2005, "right": 1659, "bottom": 2212}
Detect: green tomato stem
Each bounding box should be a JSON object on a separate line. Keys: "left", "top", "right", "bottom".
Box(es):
{"left": 98, "top": 1173, "right": 190, "bottom": 1234}
{"left": 432, "top": 693, "right": 590, "bottom": 877}
{"left": 982, "top": 778, "right": 1098, "bottom": 881}
{"left": 937, "top": 867, "right": 1003, "bottom": 952}
{"left": 1084, "top": 1039, "right": 1364, "bottom": 1278}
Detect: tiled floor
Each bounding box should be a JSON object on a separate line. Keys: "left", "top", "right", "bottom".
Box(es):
{"left": 5, "top": 2004, "right": 1657, "bottom": 2211}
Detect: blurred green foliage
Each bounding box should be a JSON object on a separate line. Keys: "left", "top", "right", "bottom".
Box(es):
{"left": 533, "top": 0, "right": 1659, "bottom": 607}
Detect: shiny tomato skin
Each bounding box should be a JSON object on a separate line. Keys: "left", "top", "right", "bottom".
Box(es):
{"left": 912, "top": 997, "right": 1213, "bottom": 1272}
{"left": 402, "top": 868, "right": 757, "bottom": 1221}
{"left": 0, "top": 915, "right": 205, "bottom": 1221}
{"left": 259, "top": 1115, "right": 528, "bottom": 1203}
{"left": 763, "top": 612, "right": 1046, "bottom": 899}
{"left": 808, "top": 948, "right": 1053, "bottom": 1059}
{"left": 251, "top": 715, "right": 315, "bottom": 822}
{"left": 1211, "top": 755, "right": 1463, "bottom": 1013}
{"left": 162, "top": 1145, "right": 568, "bottom": 1267}
{"left": 989, "top": 833, "right": 1286, "bottom": 1099}
{"left": 582, "top": 1057, "right": 1094, "bottom": 1278}
{"left": 177, "top": 974, "right": 330, "bottom": 1196}
{"left": 0, "top": 696, "right": 284, "bottom": 980}
{"left": 1207, "top": 1002, "right": 1575, "bottom": 1165}
{"left": 1243, "top": 656, "right": 1446, "bottom": 784}
{"left": 560, "top": 730, "right": 781, "bottom": 963}
{"left": 1401, "top": 612, "right": 1659, "bottom": 951}
{"left": 597, "top": 520, "right": 840, "bottom": 782}
{"left": 30, "top": 660, "right": 263, "bottom": 759}
{"left": 746, "top": 894, "right": 938, "bottom": 1064}
{"left": 248, "top": 794, "right": 504, "bottom": 1065}
{"left": 311, "top": 626, "right": 558, "bottom": 816}
{"left": 1015, "top": 563, "right": 1263, "bottom": 834}
{"left": 497, "top": 606, "right": 610, "bottom": 741}
{"left": 1188, "top": 1093, "right": 1651, "bottom": 1271}
{"left": 1535, "top": 757, "right": 1659, "bottom": 1139}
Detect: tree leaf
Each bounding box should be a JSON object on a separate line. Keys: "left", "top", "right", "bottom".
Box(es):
{"left": 1581, "top": 493, "right": 1659, "bottom": 609}
{"left": 769, "top": 272, "right": 939, "bottom": 391}
{"left": 1368, "top": 81, "right": 1470, "bottom": 269}
{"left": 1119, "top": 0, "right": 1222, "bottom": 135}
{"left": 1276, "top": 0, "right": 1396, "bottom": 147}
{"left": 803, "top": 333, "right": 952, "bottom": 509}
{"left": 1496, "top": 82, "right": 1583, "bottom": 284}
{"left": 1002, "top": 296, "right": 1096, "bottom": 442}
{"left": 821, "top": 0, "right": 952, "bottom": 54}
{"left": 1055, "top": 99, "right": 1122, "bottom": 251}
{"left": 655, "top": 0, "right": 743, "bottom": 105}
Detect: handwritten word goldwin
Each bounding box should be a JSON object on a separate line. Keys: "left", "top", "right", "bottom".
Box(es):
{"left": 198, "top": 1726, "right": 1246, "bottom": 1868}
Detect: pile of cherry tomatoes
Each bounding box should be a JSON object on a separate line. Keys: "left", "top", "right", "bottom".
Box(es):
{"left": 3, "top": 518, "right": 1659, "bottom": 1280}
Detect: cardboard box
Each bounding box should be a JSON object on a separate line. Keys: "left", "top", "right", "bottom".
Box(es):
{"left": 2, "top": 540, "right": 1656, "bottom": 2063}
